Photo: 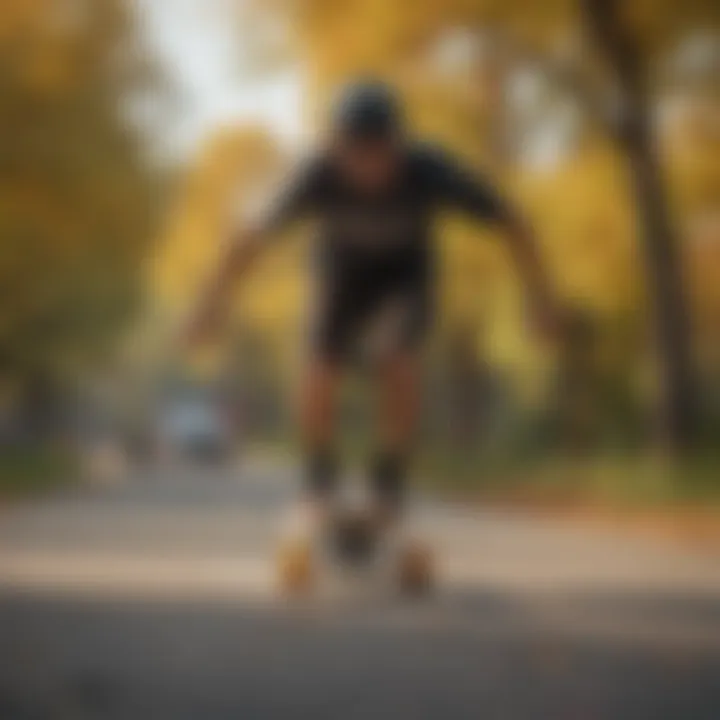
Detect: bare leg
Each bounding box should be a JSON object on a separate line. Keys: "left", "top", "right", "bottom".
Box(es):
{"left": 371, "top": 351, "right": 422, "bottom": 514}
{"left": 377, "top": 351, "right": 421, "bottom": 450}
{"left": 298, "top": 356, "right": 342, "bottom": 499}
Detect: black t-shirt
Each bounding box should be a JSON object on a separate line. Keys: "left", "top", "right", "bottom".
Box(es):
{"left": 258, "top": 142, "right": 513, "bottom": 282}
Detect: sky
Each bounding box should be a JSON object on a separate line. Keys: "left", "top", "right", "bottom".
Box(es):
{"left": 134, "top": 0, "right": 303, "bottom": 159}
{"left": 131, "top": 0, "right": 576, "bottom": 170}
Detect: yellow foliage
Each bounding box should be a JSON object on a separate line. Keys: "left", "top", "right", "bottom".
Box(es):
{"left": 153, "top": 0, "right": 719, "bottom": 383}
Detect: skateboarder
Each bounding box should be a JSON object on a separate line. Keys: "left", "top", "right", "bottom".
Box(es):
{"left": 184, "top": 79, "right": 561, "bottom": 546}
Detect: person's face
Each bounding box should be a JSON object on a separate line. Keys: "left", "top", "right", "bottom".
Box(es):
{"left": 333, "top": 136, "right": 402, "bottom": 193}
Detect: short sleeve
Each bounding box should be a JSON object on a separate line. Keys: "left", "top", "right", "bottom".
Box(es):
{"left": 425, "top": 148, "right": 514, "bottom": 226}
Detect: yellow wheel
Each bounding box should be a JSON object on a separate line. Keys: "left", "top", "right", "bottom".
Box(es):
{"left": 398, "top": 542, "right": 433, "bottom": 596}
{"left": 277, "top": 539, "right": 315, "bottom": 595}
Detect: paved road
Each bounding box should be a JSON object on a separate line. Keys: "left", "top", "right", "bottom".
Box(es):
{"left": 1, "top": 461, "right": 719, "bottom": 719}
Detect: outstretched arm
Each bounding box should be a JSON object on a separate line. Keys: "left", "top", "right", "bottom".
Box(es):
{"left": 181, "top": 156, "right": 323, "bottom": 347}
{"left": 502, "top": 214, "right": 561, "bottom": 339}
{"left": 432, "top": 149, "right": 561, "bottom": 338}
{"left": 182, "top": 225, "right": 265, "bottom": 346}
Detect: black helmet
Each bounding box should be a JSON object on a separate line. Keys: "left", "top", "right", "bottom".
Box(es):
{"left": 332, "top": 79, "right": 403, "bottom": 140}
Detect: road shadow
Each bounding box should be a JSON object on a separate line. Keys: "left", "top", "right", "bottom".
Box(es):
{"left": 1, "top": 586, "right": 719, "bottom": 720}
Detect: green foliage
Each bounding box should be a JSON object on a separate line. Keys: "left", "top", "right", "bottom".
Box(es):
{"left": 0, "top": 0, "right": 166, "bottom": 393}
{"left": 0, "top": 443, "right": 76, "bottom": 497}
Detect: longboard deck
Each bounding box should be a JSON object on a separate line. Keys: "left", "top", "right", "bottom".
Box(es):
{"left": 276, "top": 507, "right": 434, "bottom": 597}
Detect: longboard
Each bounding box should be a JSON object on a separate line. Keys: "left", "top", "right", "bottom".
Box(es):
{"left": 276, "top": 506, "right": 434, "bottom": 597}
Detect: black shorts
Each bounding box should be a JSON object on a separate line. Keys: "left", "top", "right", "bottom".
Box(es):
{"left": 311, "top": 261, "right": 432, "bottom": 362}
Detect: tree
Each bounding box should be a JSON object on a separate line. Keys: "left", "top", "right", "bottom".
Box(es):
{"left": 581, "top": 0, "right": 698, "bottom": 448}
{"left": 0, "top": 0, "right": 169, "bottom": 435}
{"left": 244, "top": 0, "right": 719, "bottom": 449}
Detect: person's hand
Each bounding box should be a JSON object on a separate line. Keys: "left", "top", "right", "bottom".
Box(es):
{"left": 526, "top": 294, "right": 565, "bottom": 344}
{"left": 178, "top": 301, "right": 222, "bottom": 351}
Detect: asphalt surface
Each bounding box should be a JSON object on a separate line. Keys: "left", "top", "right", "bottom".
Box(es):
{"left": 1, "top": 460, "right": 719, "bottom": 719}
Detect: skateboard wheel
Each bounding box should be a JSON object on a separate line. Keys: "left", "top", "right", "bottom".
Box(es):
{"left": 277, "top": 540, "right": 314, "bottom": 594}
{"left": 398, "top": 543, "right": 433, "bottom": 595}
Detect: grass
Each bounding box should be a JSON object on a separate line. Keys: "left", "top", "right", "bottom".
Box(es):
{"left": 0, "top": 444, "right": 77, "bottom": 500}
{"left": 417, "top": 449, "right": 720, "bottom": 507}
{"left": 415, "top": 449, "right": 720, "bottom": 549}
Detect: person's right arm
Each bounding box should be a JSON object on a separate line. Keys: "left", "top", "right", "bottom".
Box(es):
{"left": 181, "top": 157, "right": 323, "bottom": 346}
{"left": 181, "top": 225, "right": 265, "bottom": 346}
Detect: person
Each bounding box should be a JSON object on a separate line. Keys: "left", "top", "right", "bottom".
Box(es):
{"left": 183, "top": 79, "right": 561, "bottom": 533}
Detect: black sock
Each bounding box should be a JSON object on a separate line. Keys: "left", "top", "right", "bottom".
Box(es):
{"left": 369, "top": 450, "right": 407, "bottom": 510}
{"left": 305, "top": 447, "right": 339, "bottom": 499}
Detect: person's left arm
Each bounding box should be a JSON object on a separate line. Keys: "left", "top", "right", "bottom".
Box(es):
{"left": 434, "top": 151, "right": 562, "bottom": 339}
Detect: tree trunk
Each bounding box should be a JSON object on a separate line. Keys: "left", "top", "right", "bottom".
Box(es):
{"left": 581, "top": 0, "right": 697, "bottom": 450}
